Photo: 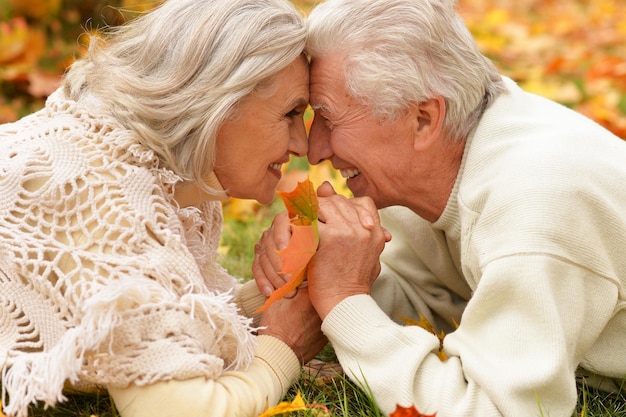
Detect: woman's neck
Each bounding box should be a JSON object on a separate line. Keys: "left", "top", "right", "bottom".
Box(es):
{"left": 173, "top": 172, "right": 228, "bottom": 207}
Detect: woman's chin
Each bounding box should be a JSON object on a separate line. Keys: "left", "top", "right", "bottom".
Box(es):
{"left": 256, "top": 194, "right": 275, "bottom": 206}
{"left": 252, "top": 188, "right": 276, "bottom": 206}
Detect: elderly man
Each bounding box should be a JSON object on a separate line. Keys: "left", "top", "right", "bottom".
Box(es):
{"left": 253, "top": 0, "right": 626, "bottom": 416}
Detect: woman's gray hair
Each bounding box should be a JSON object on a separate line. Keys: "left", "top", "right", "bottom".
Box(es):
{"left": 63, "top": 0, "right": 306, "bottom": 195}
{"left": 306, "top": 0, "right": 506, "bottom": 141}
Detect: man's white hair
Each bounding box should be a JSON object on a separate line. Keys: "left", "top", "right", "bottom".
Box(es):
{"left": 306, "top": 0, "right": 506, "bottom": 141}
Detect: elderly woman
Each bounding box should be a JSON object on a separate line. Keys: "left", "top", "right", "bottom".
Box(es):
{"left": 0, "top": 1, "right": 326, "bottom": 416}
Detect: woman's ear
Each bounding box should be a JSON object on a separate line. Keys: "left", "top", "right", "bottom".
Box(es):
{"left": 412, "top": 96, "right": 446, "bottom": 151}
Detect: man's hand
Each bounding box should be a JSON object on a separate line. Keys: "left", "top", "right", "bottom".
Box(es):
{"left": 252, "top": 181, "right": 391, "bottom": 298}
{"left": 308, "top": 188, "right": 389, "bottom": 319}
{"left": 317, "top": 182, "right": 392, "bottom": 239}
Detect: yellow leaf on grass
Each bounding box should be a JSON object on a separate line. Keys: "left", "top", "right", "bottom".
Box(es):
{"left": 258, "top": 391, "right": 329, "bottom": 417}
{"left": 258, "top": 391, "right": 306, "bottom": 416}
{"left": 222, "top": 198, "right": 260, "bottom": 221}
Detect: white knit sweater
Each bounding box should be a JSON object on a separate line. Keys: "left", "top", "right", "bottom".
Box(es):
{"left": 322, "top": 78, "right": 626, "bottom": 417}
{"left": 0, "top": 89, "right": 258, "bottom": 417}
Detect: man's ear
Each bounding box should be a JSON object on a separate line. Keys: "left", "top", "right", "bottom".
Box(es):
{"left": 411, "top": 96, "right": 446, "bottom": 151}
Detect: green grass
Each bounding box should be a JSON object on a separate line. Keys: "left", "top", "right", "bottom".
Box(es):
{"left": 2, "top": 198, "right": 625, "bottom": 416}
{"left": 219, "top": 199, "right": 283, "bottom": 280}
{"left": 8, "top": 381, "right": 626, "bottom": 417}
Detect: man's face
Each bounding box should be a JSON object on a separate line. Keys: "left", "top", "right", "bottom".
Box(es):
{"left": 308, "top": 53, "right": 416, "bottom": 208}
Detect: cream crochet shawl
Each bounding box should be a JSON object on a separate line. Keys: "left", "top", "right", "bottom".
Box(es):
{"left": 0, "top": 89, "right": 256, "bottom": 417}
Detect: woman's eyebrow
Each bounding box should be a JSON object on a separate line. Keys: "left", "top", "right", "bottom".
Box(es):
{"left": 289, "top": 97, "right": 309, "bottom": 108}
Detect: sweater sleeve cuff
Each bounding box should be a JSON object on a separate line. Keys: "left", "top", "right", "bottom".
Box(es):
{"left": 236, "top": 280, "right": 266, "bottom": 326}
{"left": 255, "top": 335, "right": 301, "bottom": 394}
{"left": 323, "top": 294, "right": 389, "bottom": 333}
{"left": 322, "top": 294, "right": 438, "bottom": 355}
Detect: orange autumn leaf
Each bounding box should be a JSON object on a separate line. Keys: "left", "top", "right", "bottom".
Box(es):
{"left": 390, "top": 404, "right": 437, "bottom": 417}
{"left": 27, "top": 71, "right": 62, "bottom": 98}
{"left": 254, "top": 224, "right": 317, "bottom": 313}
{"left": 278, "top": 176, "right": 319, "bottom": 226}
{"left": 254, "top": 178, "right": 319, "bottom": 313}
{"left": 257, "top": 390, "right": 328, "bottom": 417}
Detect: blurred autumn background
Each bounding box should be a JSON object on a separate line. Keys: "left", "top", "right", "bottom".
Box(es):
{"left": 2, "top": 0, "right": 625, "bottom": 130}
{"left": 1, "top": 0, "right": 626, "bottom": 223}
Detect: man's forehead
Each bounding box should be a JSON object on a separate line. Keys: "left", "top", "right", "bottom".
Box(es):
{"left": 309, "top": 55, "right": 345, "bottom": 113}
{"left": 310, "top": 54, "right": 343, "bottom": 78}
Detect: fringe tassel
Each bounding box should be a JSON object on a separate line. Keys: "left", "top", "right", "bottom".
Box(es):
{"left": 2, "top": 278, "right": 160, "bottom": 417}
{"left": 181, "top": 288, "right": 257, "bottom": 371}
{"left": 2, "top": 328, "right": 84, "bottom": 417}
{"left": 2, "top": 277, "right": 256, "bottom": 417}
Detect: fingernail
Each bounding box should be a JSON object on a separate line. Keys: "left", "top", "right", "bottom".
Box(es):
{"left": 364, "top": 216, "right": 374, "bottom": 228}
{"left": 263, "top": 285, "right": 274, "bottom": 296}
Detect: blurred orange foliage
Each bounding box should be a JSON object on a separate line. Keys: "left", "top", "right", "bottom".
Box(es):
{"left": 1, "top": 0, "right": 625, "bottom": 219}
{"left": 459, "top": 0, "right": 626, "bottom": 137}
{"left": 2, "top": 0, "right": 624, "bottom": 132}
{"left": 0, "top": 0, "right": 162, "bottom": 122}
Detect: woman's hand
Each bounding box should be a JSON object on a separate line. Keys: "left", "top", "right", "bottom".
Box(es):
{"left": 252, "top": 211, "right": 292, "bottom": 297}
{"left": 258, "top": 286, "right": 327, "bottom": 363}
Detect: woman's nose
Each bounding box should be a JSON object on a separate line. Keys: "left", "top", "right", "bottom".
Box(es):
{"left": 289, "top": 116, "right": 308, "bottom": 157}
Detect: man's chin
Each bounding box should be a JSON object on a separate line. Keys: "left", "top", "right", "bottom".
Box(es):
{"left": 346, "top": 175, "right": 363, "bottom": 196}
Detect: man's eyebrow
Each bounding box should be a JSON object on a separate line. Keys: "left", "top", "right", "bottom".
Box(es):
{"left": 311, "top": 103, "right": 331, "bottom": 113}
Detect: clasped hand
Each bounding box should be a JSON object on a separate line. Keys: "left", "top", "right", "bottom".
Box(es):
{"left": 253, "top": 181, "right": 392, "bottom": 320}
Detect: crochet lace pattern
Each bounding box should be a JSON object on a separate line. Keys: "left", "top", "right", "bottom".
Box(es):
{"left": 0, "top": 89, "right": 255, "bottom": 417}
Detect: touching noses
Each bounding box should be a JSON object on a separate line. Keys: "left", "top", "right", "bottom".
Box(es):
{"left": 307, "top": 113, "right": 332, "bottom": 165}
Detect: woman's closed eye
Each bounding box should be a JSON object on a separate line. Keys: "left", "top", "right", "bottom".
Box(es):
{"left": 285, "top": 108, "right": 302, "bottom": 118}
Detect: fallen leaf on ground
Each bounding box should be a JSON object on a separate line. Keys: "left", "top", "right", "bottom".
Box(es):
{"left": 390, "top": 404, "right": 437, "bottom": 417}
{"left": 303, "top": 359, "right": 344, "bottom": 386}
{"left": 257, "top": 391, "right": 328, "bottom": 417}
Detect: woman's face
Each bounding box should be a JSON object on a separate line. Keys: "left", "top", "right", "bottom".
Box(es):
{"left": 214, "top": 55, "right": 309, "bottom": 205}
